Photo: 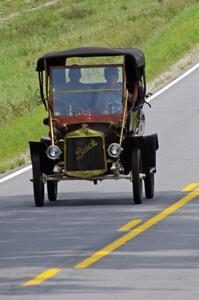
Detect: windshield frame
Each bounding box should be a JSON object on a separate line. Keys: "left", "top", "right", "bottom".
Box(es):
{"left": 49, "top": 63, "right": 125, "bottom": 125}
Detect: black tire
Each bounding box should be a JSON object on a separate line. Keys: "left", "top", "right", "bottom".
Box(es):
{"left": 32, "top": 152, "right": 44, "bottom": 207}
{"left": 47, "top": 181, "right": 57, "bottom": 202}
{"left": 131, "top": 148, "right": 143, "bottom": 204}
{"left": 144, "top": 173, "right": 154, "bottom": 199}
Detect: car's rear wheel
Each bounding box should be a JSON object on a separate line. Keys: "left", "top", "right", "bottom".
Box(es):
{"left": 131, "top": 148, "right": 143, "bottom": 204}
{"left": 47, "top": 181, "right": 57, "bottom": 202}
{"left": 144, "top": 173, "right": 154, "bottom": 199}
{"left": 32, "top": 152, "right": 44, "bottom": 207}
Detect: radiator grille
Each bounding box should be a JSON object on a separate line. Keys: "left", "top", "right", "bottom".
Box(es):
{"left": 66, "top": 136, "right": 105, "bottom": 171}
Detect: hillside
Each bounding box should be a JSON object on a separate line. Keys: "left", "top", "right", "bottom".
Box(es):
{"left": 0, "top": 0, "right": 199, "bottom": 173}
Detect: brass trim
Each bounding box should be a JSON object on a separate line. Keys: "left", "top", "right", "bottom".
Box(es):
{"left": 119, "top": 90, "right": 128, "bottom": 146}
{"left": 64, "top": 128, "right": 107, "bottom": 178}
{"left": 41, "top": 174, "right": 132, "bottom": 182}
{"left": 65, "top": 169, "right": 107, "bottom": 178}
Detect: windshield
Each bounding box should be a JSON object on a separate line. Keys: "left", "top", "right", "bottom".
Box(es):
{"left": 51, "top": 65, "right": 123, "bottom": 117}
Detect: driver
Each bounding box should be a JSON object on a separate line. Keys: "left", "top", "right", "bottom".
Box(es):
{"left": 66, "top": 68, "right": 91, "bottom": 115}
{"left": 67, "top": 68, "right": 82, "bottom": 89}
{"left": 54, "top": 68, "right": 90, "bottom": 116}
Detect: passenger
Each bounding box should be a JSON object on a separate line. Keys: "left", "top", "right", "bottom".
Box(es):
{"left": 96, "top": 67, "right": 122, "bottom": 114}
{"left": 104, "top": 67, "right": 121, "bottom": 89}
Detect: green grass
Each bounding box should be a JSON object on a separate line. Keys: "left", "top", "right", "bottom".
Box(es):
{"left": 0, "top": 106, "right": 48, "bottom": 173}
{"left": 0, "top": 0, "right": 50, "bottom": 18}
{"left": 0, "top": 0, "right": 199, "bottom": 173}
{"left": 0, "top": 0, "right": 197, "bottom": 110}
{"left": 144, "top": 3, "right": 199, "bottom": 80}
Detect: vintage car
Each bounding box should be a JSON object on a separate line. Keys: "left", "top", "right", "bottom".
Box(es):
{"left": 29, "top": 47, "right": 159, "bottom": 207}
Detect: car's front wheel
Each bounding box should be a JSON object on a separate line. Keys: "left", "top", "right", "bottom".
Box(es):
{"left": 32, "top": 152, "right": 44, "bottom": 207}
{"left": 47, "top": 181, "right": 57, "bottom": 202}
{"left": 131, "top": 148, "right": 143, "bottom": 204}
{"left": 144, "top": 173, "right": 154, "bottom": 199}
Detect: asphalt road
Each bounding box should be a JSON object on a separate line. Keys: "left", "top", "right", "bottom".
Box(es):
{"left": 0, "top": 65, "right": 199, "bottom": 300}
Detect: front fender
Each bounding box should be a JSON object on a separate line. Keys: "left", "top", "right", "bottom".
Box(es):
{"left": 120, "top": 134, "right": 159, "bottom": 174}
{"left": 29, "top": 140, "right": 55, "bottom": 174}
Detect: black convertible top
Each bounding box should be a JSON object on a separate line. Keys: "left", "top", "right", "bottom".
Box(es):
{"left": 36, "top": 47, "right": 145, "bottom": 71}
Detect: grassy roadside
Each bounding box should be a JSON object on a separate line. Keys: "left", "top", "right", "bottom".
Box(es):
{"left": 0, "top": 0, "right": 51, "bottom": 18}
{"left": 144, "top": 3, "right": 199, "bottom": 80}
{"left": 0, "top": 106, "right": 48, "bottom": 173}
{"left": 0, "top": 1, "right": 199, "bottom": 173}
{"left": 0, "top": 1, "right": 197, "bottom": 115}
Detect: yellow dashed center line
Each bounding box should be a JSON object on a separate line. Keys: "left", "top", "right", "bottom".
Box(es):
{"left": 74, "top": 188, "right": 199, "bottom": 269}
{"left": 21, "top": 269, "right": 61, "bottom": 286}
{"left": 21, "top": 183, "right": 199, "bottom": 285}
{"left": 117, "top": 219, "right": 142, "bottom": 231}
{"left": 182, "top": 182, "right": 199, "bottom": 192}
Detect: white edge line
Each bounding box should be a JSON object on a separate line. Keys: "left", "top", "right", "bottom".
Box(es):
{"left": 0, "top": 165, "right": 32, "bottom": 184}
{"left": 1, "top": 62, "right": 199, "bottom": 184}
{"left": 148, "top": 62, "right": 199, "bottom": 101}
